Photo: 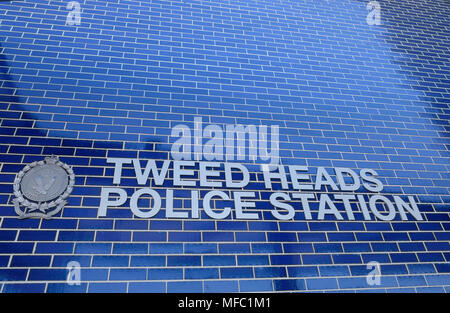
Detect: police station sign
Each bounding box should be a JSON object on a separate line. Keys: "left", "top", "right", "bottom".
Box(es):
{"left": 98, "top": 158, "right": 423, "bottom": 222}
{"left": 12, "top": 120, "right": 422, "bottom": 222}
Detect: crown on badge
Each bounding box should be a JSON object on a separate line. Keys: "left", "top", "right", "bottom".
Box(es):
{"left": 44, "top": 155, "right": 59, "bottom": 164}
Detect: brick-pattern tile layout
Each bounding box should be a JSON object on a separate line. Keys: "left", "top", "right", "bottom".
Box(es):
{"left": 0, "top": 0, "right": 449, "bottom": 293}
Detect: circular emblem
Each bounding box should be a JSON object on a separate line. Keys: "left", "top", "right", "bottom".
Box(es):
{"left": 12, "top": 156, "right": 75, "bottom": 219}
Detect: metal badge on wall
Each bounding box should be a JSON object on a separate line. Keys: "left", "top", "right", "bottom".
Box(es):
{"left": 12, "top": 156, "right": 75, "bottom": 219}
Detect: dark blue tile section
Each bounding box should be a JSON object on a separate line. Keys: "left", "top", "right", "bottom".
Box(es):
{"left": 47, "top": 284, "right": 88, "bottom": 293}
{"left": 306, "top": 278, "right": 339, "bottom": 290}
{"left": 88, "top": 283, "right": 127, "bottom": 293}
{"left": 204, "top": 280, "right": 239, "bottom": 293}
{"left": 109, "top": 269, "right": 147, "bottom": 281}
{"left": 3, "top": 284, "right": 46, "bottom": 293}
{"left": 274, "top": 279, "right": 306, "bottom": 291}
{"left": 11, "top": 255, "right": 51, "bottom": 267}
{"left": 239, "top": 280, "right": 273, "bottom": 292}
{"left": 167, "top": 281, "right": 203, "bottom": 293}
{"left": 128, "top": 282, "right": 166, "bottom": 293}
{"left": 0, "top": 269, "right": 28, "bottom": 281}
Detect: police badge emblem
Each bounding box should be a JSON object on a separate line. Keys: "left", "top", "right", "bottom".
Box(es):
{"left": 12, "top": 156, "right": 75, "bottom": 219}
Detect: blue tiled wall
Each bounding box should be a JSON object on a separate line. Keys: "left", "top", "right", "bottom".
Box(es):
{"left": 0, "top": 0, "right": 449, "bottom": 293}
